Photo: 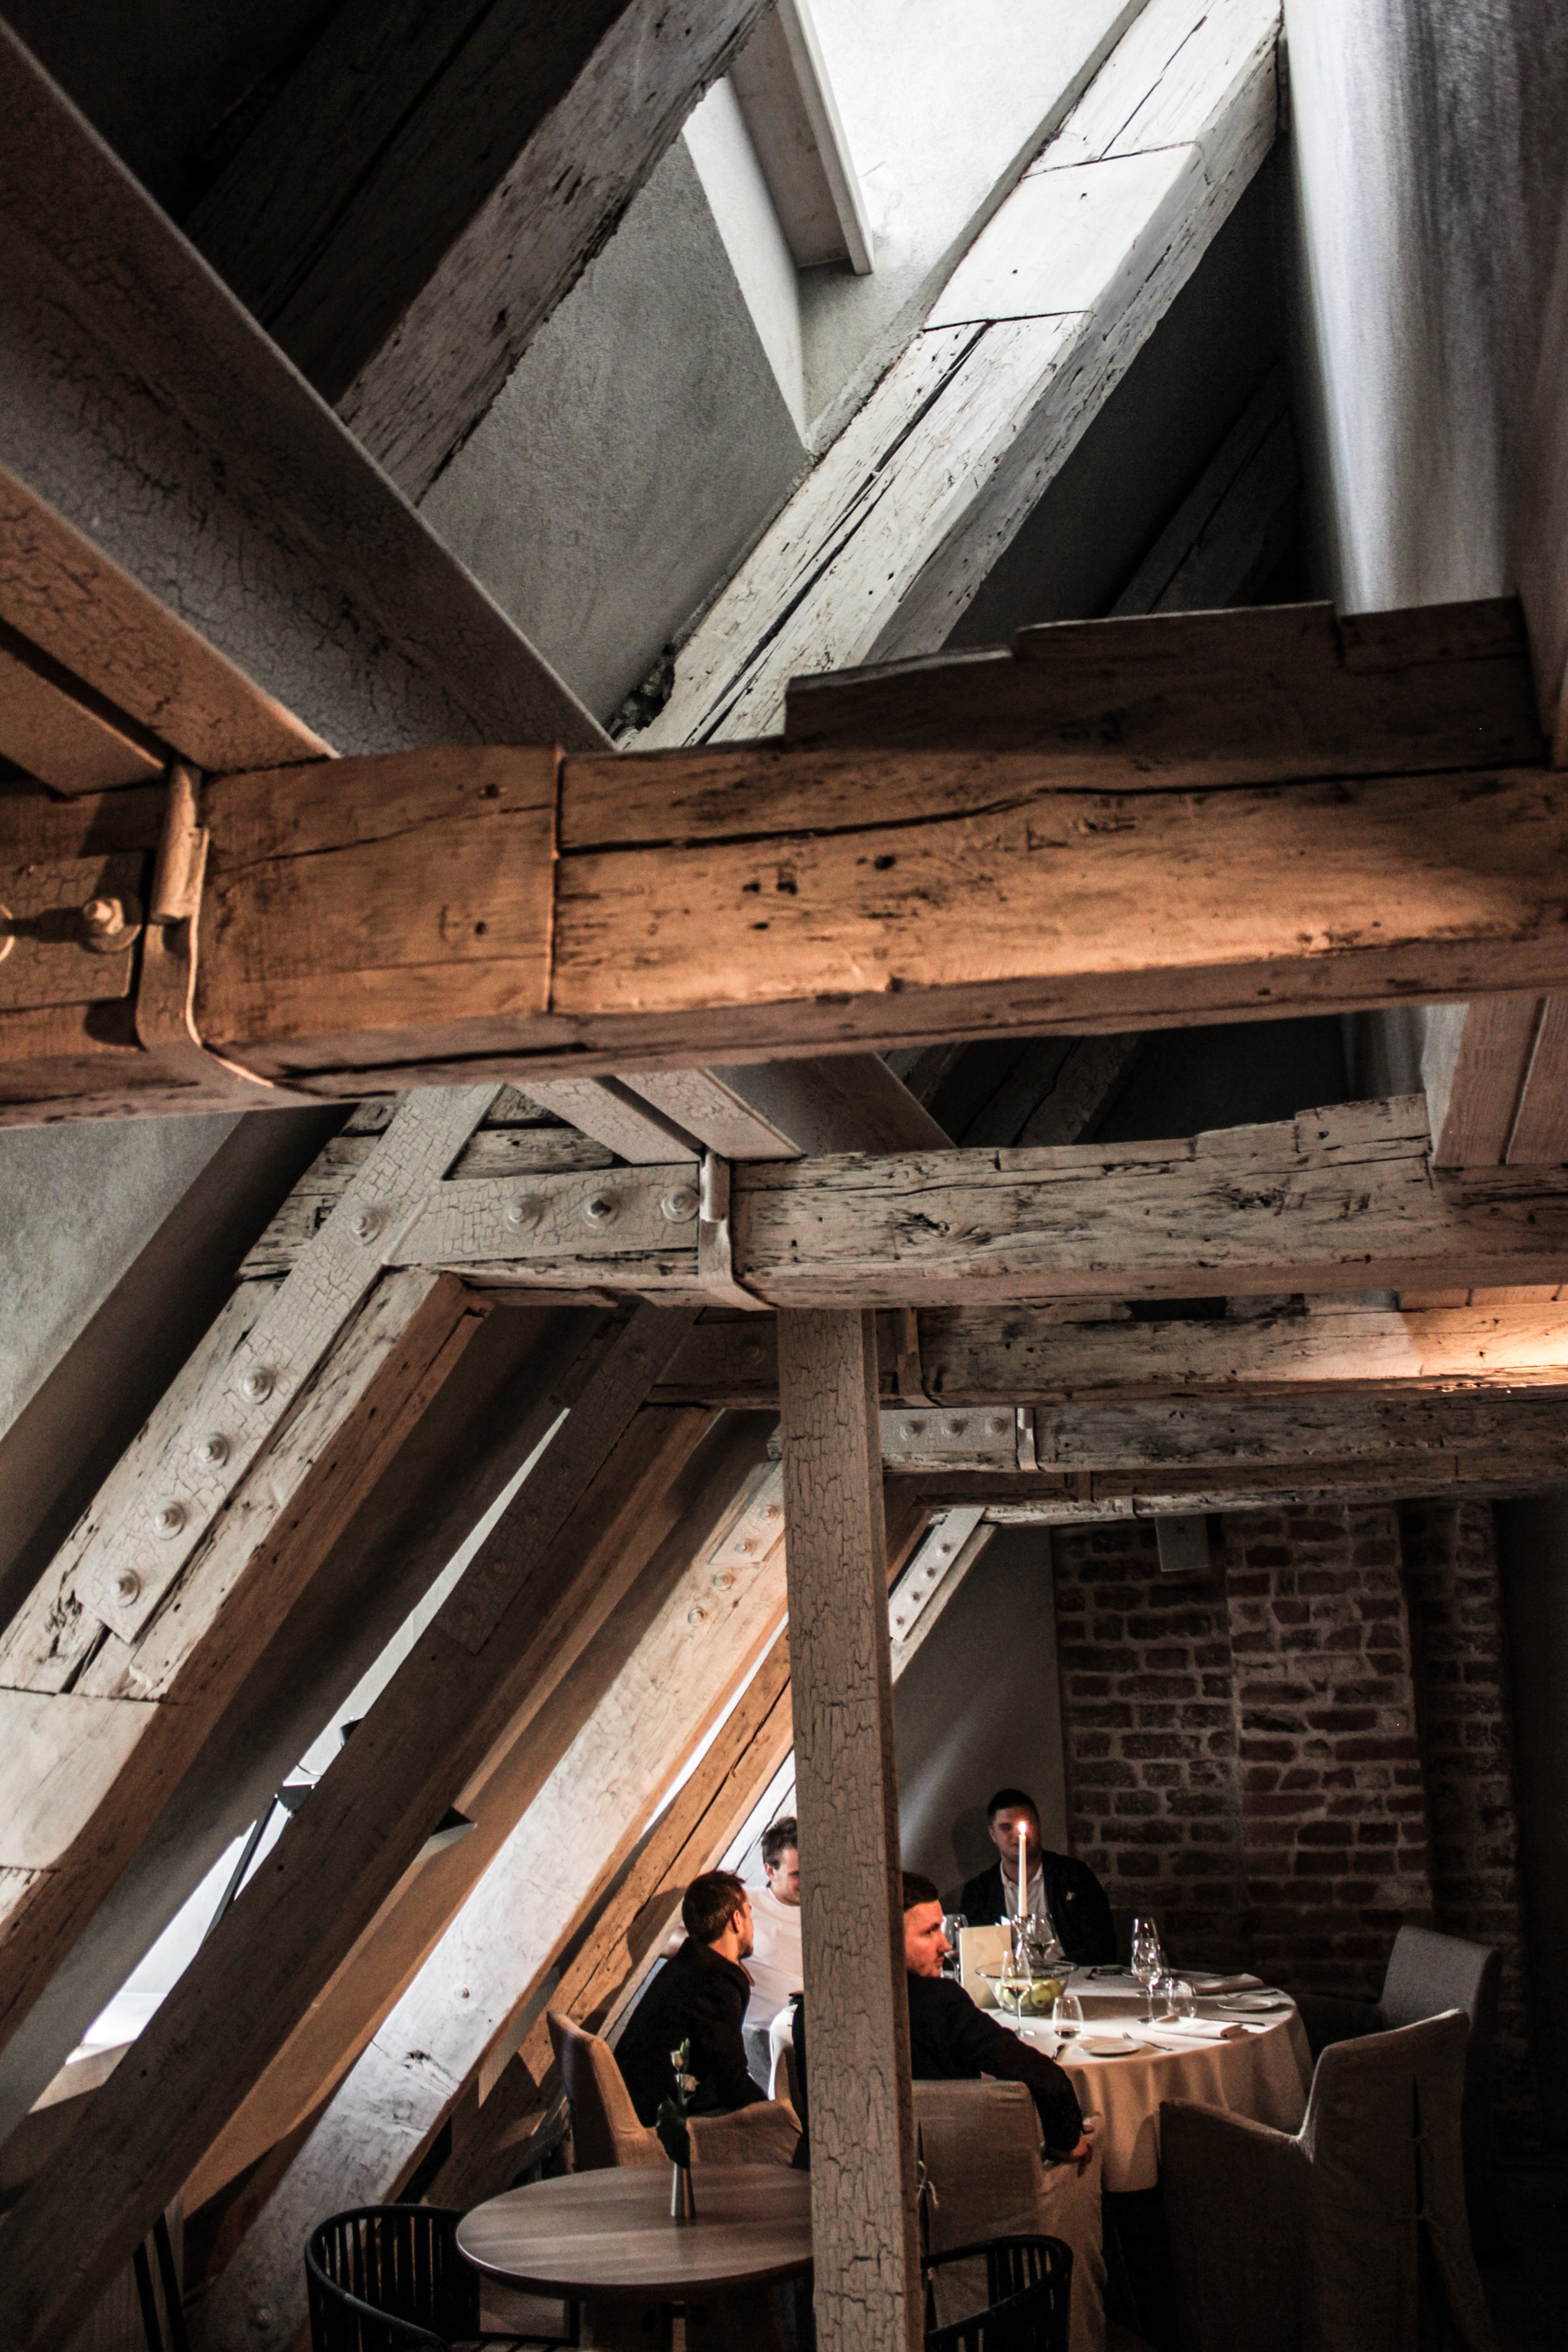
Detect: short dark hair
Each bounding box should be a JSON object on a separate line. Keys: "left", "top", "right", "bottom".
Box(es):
{"left": 682, "top": 1868, "right": 747, "bottom": 1945}
{"left": 985, "top": 1788, "right": 1039, "bottom": 1822}
{"left": 761, "top": 1817, "right": 798, "bottom": 1871}
{"left": 902, "top": 1870, "right": 942, "bottom": 1913}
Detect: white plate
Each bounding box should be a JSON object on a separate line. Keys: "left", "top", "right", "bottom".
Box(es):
{"left": 1074, "top": 2034, "right": 1144, "bottom": 2056}
{"left": 1216, "top": 1991, "right": 1292, "bottom": 2013}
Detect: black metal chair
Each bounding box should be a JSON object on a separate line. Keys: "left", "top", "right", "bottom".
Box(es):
{"left": 305, "top": 2206, "right": 576, "bottom": 2352}
{"left": 923, "top": 2235, "right": 1072, "bottom": 2352}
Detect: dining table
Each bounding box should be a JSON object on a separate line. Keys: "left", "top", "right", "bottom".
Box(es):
{"left": 992, "top": 1968, "right": 1313, "bottom": 2193}
{"left": 457, "top": 2162, "right": 812, "bottom": 2352}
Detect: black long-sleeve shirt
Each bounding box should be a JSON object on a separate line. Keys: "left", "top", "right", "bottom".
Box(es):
{"left": 790, "top": 1972, "right": 1083, "bottom": 2164}
{"left": 615, "top": 1937, "right": 766, "bottom": 2125}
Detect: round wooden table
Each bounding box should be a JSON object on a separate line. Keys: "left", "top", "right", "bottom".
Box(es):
{"left": 457, "top": 2164, "right": 813, "bottom": 2303}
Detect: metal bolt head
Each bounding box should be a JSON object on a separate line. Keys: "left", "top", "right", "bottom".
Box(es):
{"left": 200, "top": 1432, "right": 229, "bottom": 1466}
{"left": 901, "top": 1422, "right": 918, "bottom": 1441}
{"left": 153, "top": 1501, "right": 185, "bottom": 1538}
{"left": 116, "top": 1570, "right": 142, "bottom": 1604}
{"left": 79, "top": 891, "right": 142, "bottom": 953}
{"left": 505, "top": 1192, "right": 543, "bottom": 1230}
{"left": 762, "top": 1502, "right": 782, "bottom": 1523}
{"left": 349, "top": 1205, "right": 384, "bottom": 1243}
{"left": 240, "top": 1366, "right": 274, "bottom": 1403}
{"left": 687, "top": 1606, "right": 708, "bottom": 1626}
{"left": 945, "top": 1416, "right": 966, "bottom": 1437}
{"left": 83, "top": 897, "right": 119, "bottom": 933}
{"left": 582, "top": 1192, "right": 618, "bottom": 1227}
{"left": 713, "top": 1570, "right": 736, "bottom": 1592}
{"left": 659, "top": 1185, "right": 699, "bottom": 1224}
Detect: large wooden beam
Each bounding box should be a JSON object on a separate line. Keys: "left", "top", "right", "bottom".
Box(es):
{"left": 4, "top": 642, "right": 1566, "bottom": 1116}
{"left": 186, "top": 1460, "right": 791, "bottom": 2352}
{"left": 390, "top": 1099, "right": 1568, "bottom": 1307}
{"left": 638, "top": 0, "right": 1282, "bottom": 746}
{"left": 188, "top": 0, "right": 770, "bottom": 503}
{"left": 779, "top": 1310, "right": 921, "bottom": 2352}
{"left": 652, "top": 1294, "right": 1568, "bottom": 1407}
{"left": 0, "top": 1310, "right": 704, "bottom": 2352}
{"left": 0, "top": 23, "right": 600, "bottom": 778}
{"left": 178, "top": 1417, "right": 772, "bottom": 2215}
{"left": 0, "top": 1088, "right": 495, "bottom": 2094}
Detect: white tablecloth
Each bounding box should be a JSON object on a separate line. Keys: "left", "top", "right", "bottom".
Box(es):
{"left": 997, "top": 1980, "right": 1312, "bottom": 2193}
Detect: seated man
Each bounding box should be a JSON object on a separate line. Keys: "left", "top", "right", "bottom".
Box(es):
{"left": 616, "top": 1868, "right": 768, "bottom": 2125}
{"left": 792, "top": 1872, "right": 1088, "bottom": 2164}
{"left": 743, "top": 1815, "right": 804, "bottom": 2090}
{"left": 959, "top": 1787, "right": 1116, "bottom": 1965}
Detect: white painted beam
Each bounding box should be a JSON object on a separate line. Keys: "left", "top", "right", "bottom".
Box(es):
{"left": 638, "top": 0, "right": 1280, "bottom": 746}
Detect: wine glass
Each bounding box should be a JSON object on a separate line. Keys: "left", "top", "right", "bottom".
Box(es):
{"left": 1130, "top": 1916, "right": 1163, "bottom": 2021}
{"left": 998, "top": 1922, "right": 1033, "bottom": 2026}
{"left": 940, "top": 1913, "right": 967, "bottom": 1981}
{"left": 1051, "top": 1984, "right": 1083, "bottom": 2040}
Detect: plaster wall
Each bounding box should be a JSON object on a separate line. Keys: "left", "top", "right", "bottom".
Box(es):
{"left": 895, "top": 1528, "right": 1069, "bottom": 1904}
{"left": 419, "top": 133, "right": 808, "bottom": 724}
{"left": 1284, "top": 0, "right": 1568, "bottom": 610}
{"left": 685, "top": 77, "right": 807, "bottom": 436}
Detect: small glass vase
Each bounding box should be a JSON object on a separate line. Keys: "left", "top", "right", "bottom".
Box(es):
{"left": 670, "top": 2161, "right": 696, "bottom": 2220}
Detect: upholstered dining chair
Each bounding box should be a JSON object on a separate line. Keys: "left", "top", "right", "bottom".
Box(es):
{"left": 1161, "top": 2010, "right": 1497, "bottom": 2352}
{"left": 912, "top": 2079, "right": 1105, "bottom": 2352}
{"left": 1290, "top": 1924, "right": 1503, "bottom": 2249}
{"left": 545, "top": 2011, "right": 800, "bottom": 2170}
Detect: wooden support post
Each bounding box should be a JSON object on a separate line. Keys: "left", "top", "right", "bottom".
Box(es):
{"left": 778, "top": 1309, "right": 921, "bottom": 2352}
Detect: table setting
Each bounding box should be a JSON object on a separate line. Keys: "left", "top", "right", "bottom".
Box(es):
{"left": 956, "top": 1907, "right": 1312, "bottom": 2194}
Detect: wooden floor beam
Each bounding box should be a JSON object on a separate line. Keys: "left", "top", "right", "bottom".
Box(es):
{"left": 779, "top": 1310, "right": 921, "bottom": 2352}
{"left": 0, "top": 1309, "right": 704, "bottom": 2351}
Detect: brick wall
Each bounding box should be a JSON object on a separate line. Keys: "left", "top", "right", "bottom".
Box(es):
{"left": 1399, "top": 1500, "right": 1538, "bottom": 2132}
{"left": 1050, "top": 1498, "right": 1537, "bottom": 2125}
{"left": 1052, "top": 1520, "right": 1249, "bottom": 1968}
{"left": 1221, "top": 1504, "right": 1431, "bottom": 2002}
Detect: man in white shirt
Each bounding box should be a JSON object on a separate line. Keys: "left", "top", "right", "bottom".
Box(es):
{"left": 742, "top": 1816, "right": 804, "bottom": 2088}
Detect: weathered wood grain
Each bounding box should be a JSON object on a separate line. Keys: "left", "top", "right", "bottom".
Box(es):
{"left": 191, "top": 0, "right": 769, "bottom": 500}
{"left": 0, "top": 1357, "right": 709, "bottom": 2350}
{"left": 0, "top": 622, "right": 166, "bottom": 794}
{"left": 638, "top": 0, "right": 1281, "bottom": 747}
{"left": 181, "top": 1418, "right": 767, "bottom": 2222}
{"left": 1509, "top": 994, "right": 1568, "bottom": 1162}
{"left": 779, "top": 1309, "right": 921, "bottom": 2352}
{"left": 652, "top": 1297, "right": 1568, "bottom": 1407}
{"left": 0, "top": 31, "right": 601, "bottom": 766}
{"left": 734, "top": 1097, "right": 1568, "bottom": 1307}
{"left": 0, "top": 1272, "right": 481, "bottom": 2073}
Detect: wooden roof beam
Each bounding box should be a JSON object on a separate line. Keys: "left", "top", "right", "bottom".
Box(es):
{"left": 0, "top": 24, "right": 603, "bottom": 786}
{"left": 187, "top": 1, "right": 772, "bottom": 505}
{"left": 0, "top": 1308, "right": 708, "bottom": 2350}
{"left": 652, "top": 1295, "right": 1568, "bottom": 1408}
{"left": 636, "top": 0, "right": 1283, "bottom": 747}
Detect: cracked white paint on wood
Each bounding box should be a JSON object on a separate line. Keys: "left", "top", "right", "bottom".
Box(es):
{"left": 187, "top": 1467, "right": 789, "bottom": 2352}
{"left": 639, "top": 0, "right": 1279, "bottom": 746}
{"left": 779, "top": 1308, "right": 920, "bottom": 2352}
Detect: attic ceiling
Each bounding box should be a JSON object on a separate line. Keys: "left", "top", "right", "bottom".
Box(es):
{"left": 2, "top": 1, "right": 1568, "bottom": 2346}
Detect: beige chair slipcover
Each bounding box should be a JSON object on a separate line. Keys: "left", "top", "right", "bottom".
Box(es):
{"left": 913, "top": 2077, "right": 1106, "bottom": 2352}
{"left": 546, "top": 2010, "right": 800, "bottom": 2171}
{"left": 1161, "top": 2009, "right": 1498, "bottom": 2352}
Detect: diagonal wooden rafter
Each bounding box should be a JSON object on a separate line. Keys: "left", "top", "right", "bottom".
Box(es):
{"left": 0, "top": 1088, "right": 499, "bottom": 2105}
{"left": 635, "top": 0, "right": 1282, "bottom": 749}
{"left": 0, "top": 26, "right": 603, "bottom": 785}
{"left": 187, "top": 0, "right": 772, "bottom": 505}
{"left": 0, "top": 1308, "right": 710, "bottom": 2351}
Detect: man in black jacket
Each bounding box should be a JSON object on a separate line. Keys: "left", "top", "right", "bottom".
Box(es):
{"left": 616, "top": 1869, "right": 768, "bottom": 2125}
{"left": 792, "top": 1872, "right": 1087, "bottom": 2164}
{"left": 959, "top": 1787, "right": 1116, "bottom": 1965}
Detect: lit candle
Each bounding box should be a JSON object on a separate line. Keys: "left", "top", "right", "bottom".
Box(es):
{"left": 1017, "top": 1820, "right": 1027, "bottom": 1922}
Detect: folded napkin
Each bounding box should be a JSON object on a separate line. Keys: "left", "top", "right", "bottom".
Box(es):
{"left": 1187, "top": 1972, "right": 1263, "bottom": 1993}
{"left": 1147, "top": 2017, "right": 1249, "bottom": 2042}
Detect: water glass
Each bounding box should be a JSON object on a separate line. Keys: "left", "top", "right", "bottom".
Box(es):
{"left": 940, "top": 1913, "right": 966, "bottom": 1981}
{"left": 1154, "top": 1970, "right": 1196, "bottom": 2020}
{"left": 1051, "top": 1985, "right": 1084, "bottom": 2038}
{"left": 1130, "top": 1916, "right": 1163, "bottom": 2020}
